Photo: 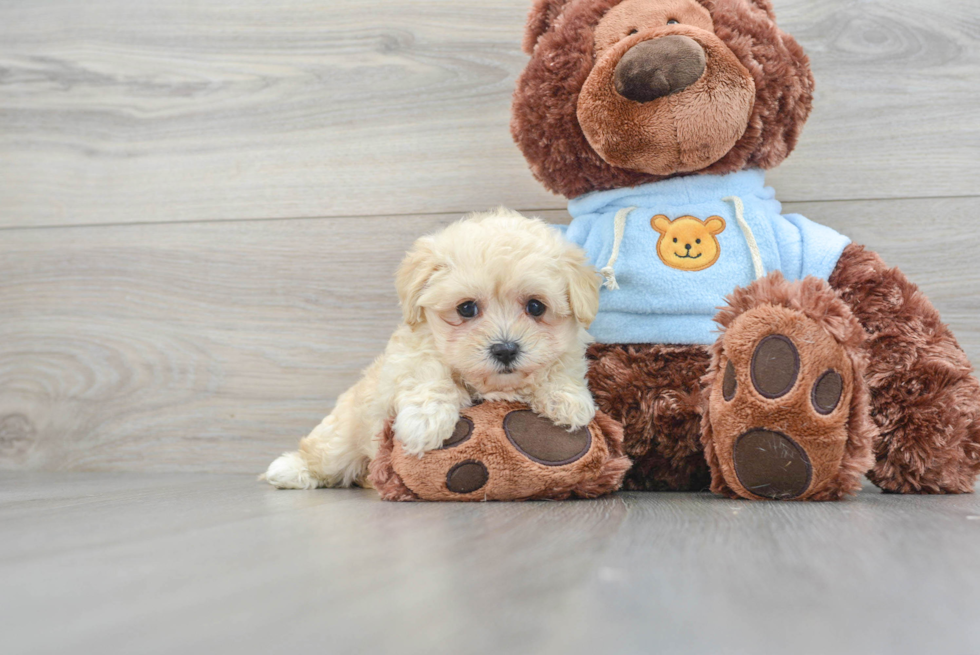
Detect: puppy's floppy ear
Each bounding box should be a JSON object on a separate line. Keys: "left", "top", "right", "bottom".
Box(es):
{"left": 395, "top": 236, "right": 440, "bottom": 326}
{"left": 561, "top": 245, "right": 601, "bottom": 328}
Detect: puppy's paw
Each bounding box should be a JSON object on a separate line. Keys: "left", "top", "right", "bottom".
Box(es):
{"left": 533, "top": 387, "right": 596, "bottom": 430}
{"left": 394, "top": 402, "right": 460, "bottom": 456}
{"left": 261, "top": 451, "right": 319, "bottom": 490}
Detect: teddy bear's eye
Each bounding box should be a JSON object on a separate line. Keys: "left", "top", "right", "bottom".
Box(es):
{"left": 673, "top": 237, "right": 678, "bottom": 243}
{"left": 696, "top": 238, "right": 701, "bottom": 244}
{"left": 667, "top": 19, "right": 680, "bottom": 25}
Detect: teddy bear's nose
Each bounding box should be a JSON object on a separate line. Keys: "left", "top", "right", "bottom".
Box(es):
{"left": 685, "top": 243, "right": 692, "bottom": 251}
{"left": 614, "top": 35, "right": 706, "bottom": 103}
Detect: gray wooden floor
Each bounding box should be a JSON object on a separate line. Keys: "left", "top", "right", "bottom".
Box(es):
{"left": 3, "top": 473, "right": 979, "bottom": 655}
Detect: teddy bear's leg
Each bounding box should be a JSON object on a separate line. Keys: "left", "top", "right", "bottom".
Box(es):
{"left": 829, "top": 245, "right": 980, "bottom": 494}
{"left": 702, "top": 273, "right": 877, "bottom": 501}
{"left": 368, "top": 401, "right": 631, "bottom": 501}
{"left": 586, "top": 343, "right": 712, "bottom": 491}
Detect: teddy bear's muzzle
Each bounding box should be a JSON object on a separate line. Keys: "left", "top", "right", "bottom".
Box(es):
{"left": 577, "top": 25, "right": 756, "bottom": 177}
{"left": 613, "top": 35, "right": 706, "bottom": 104}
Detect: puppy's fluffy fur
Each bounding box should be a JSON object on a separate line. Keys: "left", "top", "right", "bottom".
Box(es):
{"left": 263, "top": 208, "right": 601, "bottom": 489}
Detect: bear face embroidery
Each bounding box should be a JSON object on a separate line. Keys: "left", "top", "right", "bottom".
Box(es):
{"left": 651, "top": 214, "right": 726, "bottom": 271}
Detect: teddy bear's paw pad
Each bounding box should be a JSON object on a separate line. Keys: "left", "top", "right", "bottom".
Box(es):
{"left": 503, "top": 410, "right": 591, "bottom": 465}
{"left": 722, "top": 360, "right": 738, "bottom": 400}
{"left": 446, "top": 460, "right": 488, "bottom": 494}
{"left": 812, "top": 371, "right": 843, "bottom": 414}
{"left": 732, "top": 429, "right": 812, "bottom": 500}
{"left": 707, "top": 305, "right": 858, "bottom": 501}
{"left": 439, "top": 418, "right": 474, "bottom": 449}
{"left": 750, "top": 334, "right": 799, "bottom": 399}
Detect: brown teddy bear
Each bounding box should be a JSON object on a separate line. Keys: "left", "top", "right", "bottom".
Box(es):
{"left": 512, "top": 0, "right": 980, "bottom": 499}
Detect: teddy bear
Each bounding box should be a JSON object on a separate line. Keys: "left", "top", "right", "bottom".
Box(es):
{"left": 511, "top": 0, "right": 980, "bottom": 499}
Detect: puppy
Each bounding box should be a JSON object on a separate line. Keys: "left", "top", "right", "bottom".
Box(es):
{"left": 262, "top": 208, "right": 601, "bottom": 489}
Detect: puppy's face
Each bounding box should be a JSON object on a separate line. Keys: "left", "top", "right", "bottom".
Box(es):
{"left": 396, "top": 209, "right": 600, "bottom": 393}
{"left": 425, "top": 269, "right": 579, "bottom": 393}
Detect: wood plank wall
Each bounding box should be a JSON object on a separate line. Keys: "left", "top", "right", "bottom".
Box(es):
{"left": 1, "top": 0, "right": 978, "bottom": 472}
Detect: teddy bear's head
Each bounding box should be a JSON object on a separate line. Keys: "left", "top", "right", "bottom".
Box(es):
{"left": 512, "top": 0, "right": 814, "bottom": 198}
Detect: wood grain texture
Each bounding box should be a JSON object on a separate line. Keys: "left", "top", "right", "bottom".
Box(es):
{"left": 1, "top": 200, "right": 976, "bottom": 473}
{"left": 0, "top": 0, "right": 978, "bottom": 228}
{"left": 2, "top": 472, "right": 979, "bottom": 654}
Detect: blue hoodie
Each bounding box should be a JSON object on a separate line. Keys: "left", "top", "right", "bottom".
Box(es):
{"left": 562, "top": 169, "right": 850, "bottom": 345}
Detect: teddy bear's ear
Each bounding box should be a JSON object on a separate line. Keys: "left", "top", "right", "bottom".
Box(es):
{"left": 651, "top": 215, "right": 671, "bottom": 234}
{"left": 523, "top": 0, "right": 575, "bottom": 54}
{"left": 749, "top": 0, "right": 776, "bottom": 19}
{"left": 700, "top": 0, "right": 775, "bottom": 19}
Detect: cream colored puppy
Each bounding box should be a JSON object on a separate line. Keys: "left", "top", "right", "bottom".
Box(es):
{"left": 262, "top": 208, "right": 601, "bottom": 489}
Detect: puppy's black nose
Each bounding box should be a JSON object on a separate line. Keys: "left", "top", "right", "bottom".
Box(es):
{"left": 490, "top": 341, "right": 520, "bottom": 366}
{"left": 685, "top": 243, "right": 692, "bottom": 251}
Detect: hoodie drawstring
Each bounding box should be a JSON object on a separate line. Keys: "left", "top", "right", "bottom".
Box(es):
{"left": 599, "top": 206, "right": 635, "bottom": 290}
{"left": 724, "top": 195, "right": 765, "bottom": 281}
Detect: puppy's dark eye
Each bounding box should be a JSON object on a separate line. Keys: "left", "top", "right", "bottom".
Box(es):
{"left": 696, "top": 238, "right": 701, "bottom": 244}
{"left": 526, "top": 299, "right": 547, "bottom": 317}
{"left": 667, "top": 19, "right": 680, "bottom": 25}
{"left": 456, "top": 301, "right": 479, "bottom": 319}
{"left": 673, "top": 237, "right": 678, "bottom": 243}
{"left": 628, "top": 28, "right": 638, "bottom": 35}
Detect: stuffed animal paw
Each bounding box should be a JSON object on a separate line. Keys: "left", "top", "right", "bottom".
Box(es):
{"left": 702, "top": 274, "right": 876, "bottom": 501}
{"left": 368, "top": 400, "right": 631, "bottom": 501}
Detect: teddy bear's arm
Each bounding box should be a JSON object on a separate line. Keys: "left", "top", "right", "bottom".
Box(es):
{"left": 830, "top": 244, "right": 980, "bottom": 493}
